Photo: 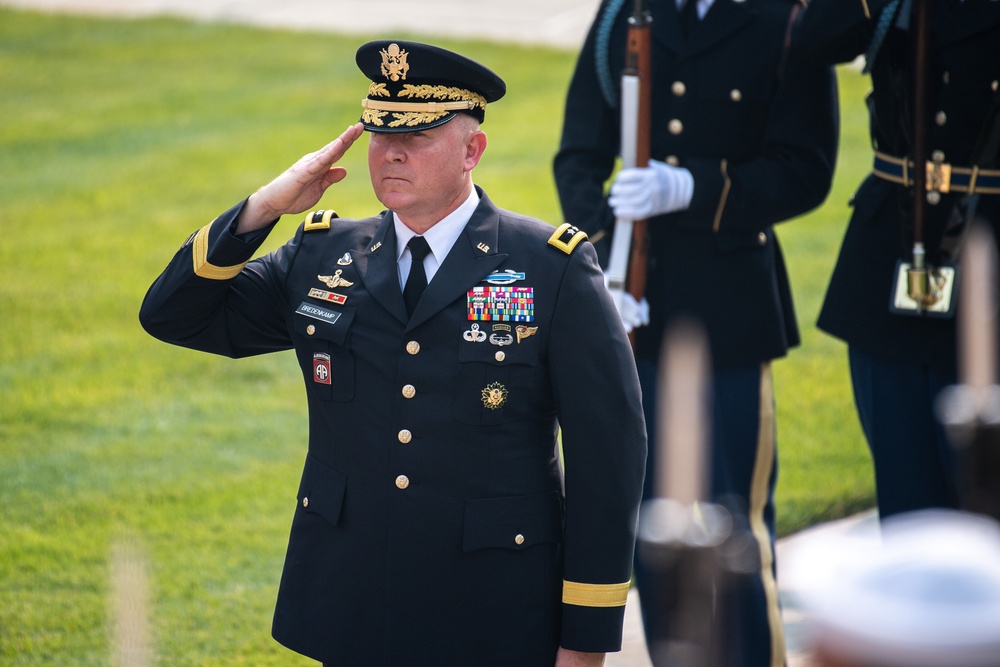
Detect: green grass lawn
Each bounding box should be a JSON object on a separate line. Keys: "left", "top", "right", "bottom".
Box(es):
{"left": 1, "top": 8, "right": 874, "bottom": 665}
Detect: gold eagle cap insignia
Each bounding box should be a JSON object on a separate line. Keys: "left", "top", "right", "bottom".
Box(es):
{"left": 317, "top": 269, "right": 354, "bottom": 289}
{"left": 380, "top": 43, "right": 409, "bottom": 82}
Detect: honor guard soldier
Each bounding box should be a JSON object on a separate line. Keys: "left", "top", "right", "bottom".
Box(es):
{"left": 140, "top": 40, "right": 646, "bottom": 667}
{"left": 553, "top": 1, "right": 838, "bottom": 665}
{"left": 793, "top": 1, "right": 1000, "bottom": 520}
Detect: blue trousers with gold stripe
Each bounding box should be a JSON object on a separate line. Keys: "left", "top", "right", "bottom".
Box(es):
{"left": 634, "top": 360, "right": 784, "bottom": 667}
{"left": 847, "top": 347, "right": 961, "bottom": 519}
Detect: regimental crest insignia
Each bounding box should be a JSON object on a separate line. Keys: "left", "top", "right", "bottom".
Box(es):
{"left": 481, "top": 382, "right": 508, "bottom": 410}
{"left": 380, "top": 43, "right": 409, "bottom": 82}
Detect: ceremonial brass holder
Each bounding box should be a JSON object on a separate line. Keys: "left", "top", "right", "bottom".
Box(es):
{"left": 890, "top": 259, "right": 957, "bottom": 317}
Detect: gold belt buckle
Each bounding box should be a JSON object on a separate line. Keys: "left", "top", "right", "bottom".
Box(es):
{"left": 926, "top": 161, "right": 952, "bottom": 193}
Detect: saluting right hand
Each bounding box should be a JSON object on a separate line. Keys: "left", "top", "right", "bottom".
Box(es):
{"left": 235, "top": 123, "right": 365, "bottom": 234}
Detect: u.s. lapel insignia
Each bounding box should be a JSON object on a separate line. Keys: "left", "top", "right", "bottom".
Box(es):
{"left": 463, "top": 323, "right": 487, "bottom": 343}
{"left": 370, "top": 241, "right": 382, "bottom": 253}
{"left": 476, "top": 242, "right": 490, "bottom": 254}
{"left": 308, "top": 288, "right": 347, "bottom": 305}
{"left": 515, "top": 325, "right": 538, "bottom": 344}
{"left": 337, "top": 252, "right": 353, "bottom": 266}
{"left": 317, "top": 270, "right": 354, "bottom": 289}
{"left": 485, "top": 270, "right": 526, "bottom": 285}
{"left": 313, "top": 353, "right": 332, "bottom": 385}
{"left": 481, "top": 382, "right": 508, "bottom": 410}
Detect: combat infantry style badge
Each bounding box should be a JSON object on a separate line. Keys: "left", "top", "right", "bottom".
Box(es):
{"left": 485, "top": 270, "right": 526, "bottom": 285}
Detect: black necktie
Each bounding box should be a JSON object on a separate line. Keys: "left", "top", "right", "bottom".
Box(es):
{"left": 403, "top": 236, "right": 431, "bottom": 317}
{"left": 680, "top": 0, "right": 699, "bottom": 38}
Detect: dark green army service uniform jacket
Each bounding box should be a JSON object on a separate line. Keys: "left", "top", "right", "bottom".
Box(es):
{"left": 139, "top": 188, "right": 647, "bottom": 666}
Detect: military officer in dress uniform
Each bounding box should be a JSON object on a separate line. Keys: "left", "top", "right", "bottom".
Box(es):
{"left": 553, "top": 1, "right": 838, "bottom": 665}
{"left": 139, "top": 40, "right": 646, "bottom": 667}
{"left": 792, "top": 1, "right": 1000, "bottom": 520}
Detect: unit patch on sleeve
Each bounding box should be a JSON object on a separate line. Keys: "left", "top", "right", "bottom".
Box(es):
{"left": 467, "top": 286, "right": 534, "bottom": 322}
{"left": 313, "top": 353, "right": 332, "bottom": 384}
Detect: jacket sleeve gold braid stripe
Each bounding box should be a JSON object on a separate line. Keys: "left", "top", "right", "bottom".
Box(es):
{"left": 561, "top": 580, "right": 631, "bottom": 608}
{"left": 191, "top": 223, "right": 249, "bottom": 280}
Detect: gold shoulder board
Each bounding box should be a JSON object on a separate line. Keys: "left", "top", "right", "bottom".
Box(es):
{"left": 304, "top": 209, "right": 338, "bottom": 232}
{"left": 547, "top": 223, "right": 588, "bottom": 255}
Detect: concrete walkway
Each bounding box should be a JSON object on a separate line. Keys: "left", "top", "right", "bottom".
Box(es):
{"left": 0, "top": 0, "right": 603, "bottom": 49}
{"left": 1, "top": 1, "right": 878, "bottom": 664}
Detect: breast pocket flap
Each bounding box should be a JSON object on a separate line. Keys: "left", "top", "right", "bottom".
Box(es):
{"left": 462, "top": 492, "right": 563, "bottom": 552}
{"left": 296, "top": 454, "right": 347, "bottom": 527}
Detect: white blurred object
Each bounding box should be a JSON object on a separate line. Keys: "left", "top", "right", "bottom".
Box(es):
{"left": 784, "top": 509, "right": 1000, "bottom": 667}
{"left": 619, "top": 293, "right": 650, "bottom": 333}
{"left": 609, "top": 160, "right": 694, "bottom": 220}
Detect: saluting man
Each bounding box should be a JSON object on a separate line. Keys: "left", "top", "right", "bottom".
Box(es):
{"left": 553, "top": 1, "right": 838, "bottom": 665}
{"left": 140, "top": 40, "right": 646, "bottom": 667}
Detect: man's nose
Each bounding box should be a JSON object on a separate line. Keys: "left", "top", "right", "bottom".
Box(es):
{"left": 384, "top": 138, "right": 406, "bottom": 161}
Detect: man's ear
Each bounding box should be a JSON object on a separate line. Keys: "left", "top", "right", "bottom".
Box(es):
{"left": 465, "top": 130, "right": 488, "bottom": 170}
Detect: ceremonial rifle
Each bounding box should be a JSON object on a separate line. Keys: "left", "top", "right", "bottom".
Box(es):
{"left": 937, "top": 224, "right": 1000, "bottom": 521}
{"left": 638, "top": 322, "right": 735, "bottom": 667}
{"left": 605, "top": 0, "right": 652, "bottom": 348}
{"left": 891, "top": 0, "right": 958, "bottom": 316}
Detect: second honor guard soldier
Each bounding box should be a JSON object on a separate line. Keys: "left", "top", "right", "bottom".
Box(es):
{"left": 140, "top": 40, "right": 646, "bottom": 667}
{"left": 793, "top": 1, "right": 1000, "bottom": 520}
{"left": 554, "top": 0, "right": 837, "bottom": 665}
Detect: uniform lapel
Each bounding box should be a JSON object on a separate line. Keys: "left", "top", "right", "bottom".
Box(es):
{"left": 933, "top": 0, "right": 1000, "bottom": 47}
{"left": 405, "top": 190, "right": 508, "bottom": 332}
{"left": 653, "top": 0, "right": 687, "bottom": 54}
{"left": 678, "top": 0, "right": 757, "bottom": 60}
{"left": 353, "top": 211, "right": 409, "bottom": 325}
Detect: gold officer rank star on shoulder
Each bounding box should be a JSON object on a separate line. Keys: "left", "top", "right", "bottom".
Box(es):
{"left": 547, "top": 223, "right": 588, "bottom": 254}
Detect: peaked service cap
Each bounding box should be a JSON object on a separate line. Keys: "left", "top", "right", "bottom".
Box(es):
{"left": 356, "top": 40, "right": 506, "bottom": 133}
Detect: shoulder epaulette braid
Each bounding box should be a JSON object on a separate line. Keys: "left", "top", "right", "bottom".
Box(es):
{"left": 547, "top": 223, "right": 588, "bottom": 254}
{"left": 304, "top": 209, "right": 338, "bottom": 232}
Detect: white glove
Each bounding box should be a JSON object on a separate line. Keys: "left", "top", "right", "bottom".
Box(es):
{"left": 616, "top": 293, "right": 650, "bottom": 334}
{"left": 608, "top": 159, "right": 694, "bottom": 220}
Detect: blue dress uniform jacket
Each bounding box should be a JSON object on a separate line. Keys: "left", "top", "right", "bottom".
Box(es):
{"left": 138, "top": 189, "right": 647, "bottom": 666}
{"left": 795, "top": 0, "right": 1000, "bottom": 363}
{"left": 553, "top": 0, "right": 838, "bottom": 370}
{"left": 554, "top": 2, "right": 836, "bottom": 664}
